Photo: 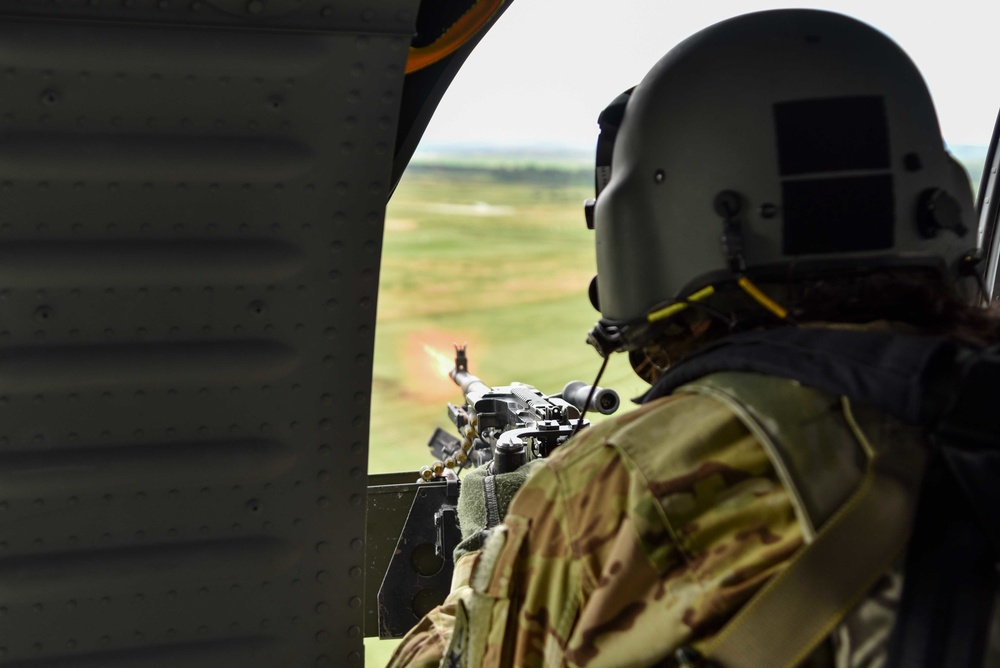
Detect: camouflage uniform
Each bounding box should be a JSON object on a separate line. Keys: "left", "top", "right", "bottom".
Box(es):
{"left": 389, "top": 372, "right": 913, "bottom": 667}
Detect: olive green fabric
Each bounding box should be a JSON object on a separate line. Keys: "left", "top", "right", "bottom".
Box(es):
{"left": 677, "top": 374, "right": 925, "bottom": 667}
{"left": 678, "top": 372, "right": 869, "bottom": 540}
{"left": 455, "top": 460, "right": 544, "bottom": 561}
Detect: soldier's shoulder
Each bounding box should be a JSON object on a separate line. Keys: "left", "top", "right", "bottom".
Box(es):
{"left": 542, "top": 393, "right": 733, "bottom": 482}
{"left": 554, "top": 392, "right": 733, "bottom": 454}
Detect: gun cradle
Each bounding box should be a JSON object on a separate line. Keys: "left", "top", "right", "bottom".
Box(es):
{"left": 367, "top": 474, "right": 461, "bottom": 639}
{"left": 370, "top": 347, "right": 622, "bottom": 638}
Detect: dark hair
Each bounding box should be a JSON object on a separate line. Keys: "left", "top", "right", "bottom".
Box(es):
{"left": 631, "top": 269, "right": 1000, "bottom": 383}
{"left": 785, "top": 269, "right": 1000, "bottom": 346}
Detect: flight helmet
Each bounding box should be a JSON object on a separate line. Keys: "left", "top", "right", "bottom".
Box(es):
{"left": 587, "top": 9, "right": 977, "bottom": 357}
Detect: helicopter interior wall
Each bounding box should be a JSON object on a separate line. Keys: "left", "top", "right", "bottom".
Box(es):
{"left": 0, "top": 2, "right": 420, "bottom": 666}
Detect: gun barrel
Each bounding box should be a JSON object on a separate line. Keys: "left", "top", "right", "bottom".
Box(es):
{"left": 450, "top": 368, "right": 490, "bottom": 398}
{"left": 561, "top": 380, "right": 620, "bottom": 415}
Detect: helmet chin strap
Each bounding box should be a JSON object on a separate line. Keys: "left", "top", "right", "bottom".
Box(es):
{"left": 586, "top": 273, "right": 792, "bottom": 361}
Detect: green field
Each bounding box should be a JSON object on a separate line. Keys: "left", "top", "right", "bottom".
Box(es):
{"left": 369, "top": 164, "right": 649, "bottom": 475}
{"left": 365, "top": 163, "right": 649, "bottom": 666}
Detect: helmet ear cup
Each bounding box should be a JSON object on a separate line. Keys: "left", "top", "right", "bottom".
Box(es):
{"left": 594, "top": 88, "right": 634, "bottom": 197}
{"left": 917, "top": 188, "right": 967, "bottom": 240}
{"left": 914, "top": 156, "right": 974, "bottom": 243}
{"left": 588, "top": 275, "right": 600, "bottom": 311}
{"left": 588, "top": 89, "right": 634, "bottom": 316}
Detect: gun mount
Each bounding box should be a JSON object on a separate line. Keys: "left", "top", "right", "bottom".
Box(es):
{"left": 372, "top": 345, "right": 621, "bottom": 638}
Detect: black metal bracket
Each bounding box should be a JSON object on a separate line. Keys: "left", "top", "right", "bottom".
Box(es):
{"left": 375, "top": 478, "right": 462, "bottom": 638}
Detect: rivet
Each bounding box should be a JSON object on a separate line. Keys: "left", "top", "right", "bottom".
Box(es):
{"left": 39, "top": 89, "right": 60, "bottom": 106}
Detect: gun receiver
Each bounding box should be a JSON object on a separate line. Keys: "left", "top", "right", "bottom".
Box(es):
{"left": 441, "top": 344, "right": 620, "bottom": 474}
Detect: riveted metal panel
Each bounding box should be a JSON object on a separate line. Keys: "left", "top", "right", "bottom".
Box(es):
{"left": 0, "top": 2, "right": 417, "bottom": 665}
{"left": 0, "top": 1, "right": 416, "bottom": 35}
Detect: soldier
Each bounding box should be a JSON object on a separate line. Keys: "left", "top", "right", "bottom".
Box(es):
{"left": 390, "top": 9, "right": 999, "bottom": 667}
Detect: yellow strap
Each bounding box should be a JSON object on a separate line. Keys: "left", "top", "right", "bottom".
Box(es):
{"left": 737, "top": 277, "right": 788, "bottom": 319}
{"left": 647, "top": 286, "right": 715, "bottom": 323}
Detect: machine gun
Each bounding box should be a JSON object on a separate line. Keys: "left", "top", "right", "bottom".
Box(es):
{"left": 370, "top": 345, "right": 621, "bottom": 638}
{"left": 422, "top": 344, "right": 620, "bottom": 477}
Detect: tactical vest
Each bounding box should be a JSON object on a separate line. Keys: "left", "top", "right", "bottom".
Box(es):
{"left": 647, "top": 327, "right": 1000, "bottom": 668}
{"left": 677, "top": 371, "right": 925, "bottom": 666}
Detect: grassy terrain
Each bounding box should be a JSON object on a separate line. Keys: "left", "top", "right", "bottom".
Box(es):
{"left": 365, "top": 163, "right": 648, "bottom": 666}
{"left": 369, "top": 164, "right": 649, "bottom": 476}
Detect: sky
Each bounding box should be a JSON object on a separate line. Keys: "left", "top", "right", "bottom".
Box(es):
{"left": 416, "top": 0, "right": 1000, "bottom": 151}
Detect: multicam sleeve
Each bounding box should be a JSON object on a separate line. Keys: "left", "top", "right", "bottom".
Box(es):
{"left": 387, "top": 458, "right": 578, "bottom": 668}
